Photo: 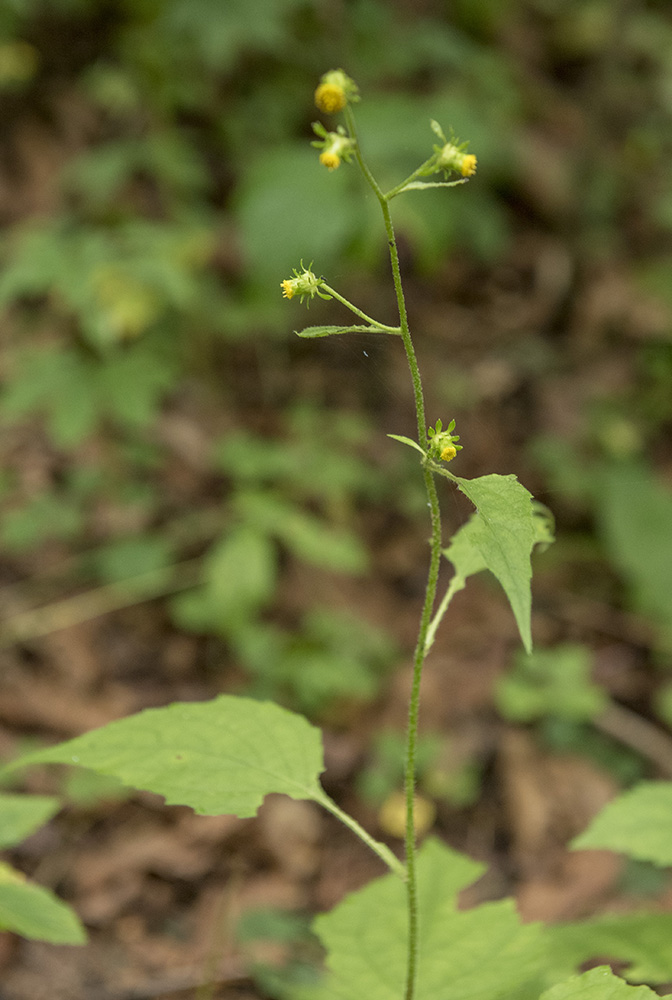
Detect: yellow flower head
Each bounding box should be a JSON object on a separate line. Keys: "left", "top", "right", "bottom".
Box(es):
{"left": 460, "top": 154, "right": 477, "bottom": 177}
{"left": 314, "top": 69, "right": 359, "bottom": 114}
{"left": 315, "top": 82, "right": 347, "bottom": 114}
{"left": 428, "top": 122, "right": 477, "bottom": 182}
{"left": 312, "top": 122, "right": 356, "bottom": 171}
{"left": 319, "top": 150, "right": 341, "bottom": 171}
{"left": 280, "top": 264, "right": 332, "bottom": 307}
{"left": 427, "top": 417, "right": 462, "bottom": 463}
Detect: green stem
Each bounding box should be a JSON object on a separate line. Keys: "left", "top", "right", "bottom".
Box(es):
{"left": 425, "top": 576, "right": 462, "bottom": 654}
{"left": 346, "top": 103, "right": 444, "bottom": 1000}
{"left": 319, "top": 283, "right": 401, "bottom": 333}
{"left": 383, "top": 156, "right": 437, "bottom": 200}
{"left": 312, "top": 788, "right": 407, "bottom": 880}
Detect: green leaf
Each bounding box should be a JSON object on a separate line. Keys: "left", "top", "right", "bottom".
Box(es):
{"left": 0, "top": 861, "right": 86, "bottom": 945}
{"left": 236, "top": 144, "right": 359, "bottom": 288}
{"left": 0, "top": 794, "right": 60, "bottom": 849}
{"left": 496, "top": 645, "right": 607, "bottom": 723}
{"left": 572, "top": 781, "right": 672, "bottom": 865}
{"left": 547, "top": 912, "right": 672, "bottom": 985}
{"left": 449, "top": 474, "right": 536, "bottom": 652}
{"left": 7, "top": 696, "right": 324, "bottom": 818}
{"left": 594, "top": 462, "right": 672, "bottom": 630}
{"left": 295, "top": 325, "right": 382, "bottom": 338}
{"left": 387, "top": 433, "right": 425, "bottom": 456}
{"left": 91, "top": 535, "right": 175, "bottom": 584}
{"left": 306, "top": 838, "right": 544, "bottom": 1000}
{"left": 234, "top": 491, "right": 367, "bottom": 574}
{"left": 394, "top": 179, "right": 468, "bottom": 194}
{"left": 540, "top": 966, "right": 656, "bottom": 1000}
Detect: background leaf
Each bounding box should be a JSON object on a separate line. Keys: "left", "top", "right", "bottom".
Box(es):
{"left": 546, "top": 912, "right": 672, "bottom": 986}
{"left": 0, "top": 793, "right": 60, "bottom": 849}
{"left": 572, "top": 782, "right": 672, "bottom": 866}
{"left": 8, "top": 696, "right": 325, "bottom": 818}
{"left": 540, "top": 966, "right": 656, "bottom": 1000}
{"left": 0, "top": 861, "right": 86, "bottom": 945}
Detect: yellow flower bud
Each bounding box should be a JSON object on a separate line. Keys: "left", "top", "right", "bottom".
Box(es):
{"left": 280, "top": 279, "right": 295, "bottom": 300}
{"left": 440, "top": 445, "right": 457, "bottom": 462}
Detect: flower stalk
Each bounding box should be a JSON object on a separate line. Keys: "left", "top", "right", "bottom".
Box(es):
{"left": 284, "top": 72, "right": 478, "bottom": 1000}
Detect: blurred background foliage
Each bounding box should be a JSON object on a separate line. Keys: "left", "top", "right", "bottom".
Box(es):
{"left": 1, "top": 0, "right": 672, "bottom": 763}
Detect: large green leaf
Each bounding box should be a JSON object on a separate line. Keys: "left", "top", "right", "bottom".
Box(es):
{"left": 7, "top": 696, "right": 324, "bottom": 818}
{"left": 546, "top": 912, "right": 672, "bottom": 985}
{"left": 447, "top": 474, "right": 536, "bottom": 652}
{"left": 305, "top": 838, "right": 544, "bottom": 1000}
{"left": 0, "top": 793, "right": 60, "bottom": 849}
{"left": 0, "top": 861, "right": 86, "bottom": 944}
{"left": 540, "top": 966, "right": 656, "bottom": 1000}
{"left": 572, "top": 781, "right": 672, "bottom": 866}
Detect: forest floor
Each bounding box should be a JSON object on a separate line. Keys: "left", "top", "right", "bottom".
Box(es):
{"left": 2, "top": 66, "right": 672, "bottom": 1000}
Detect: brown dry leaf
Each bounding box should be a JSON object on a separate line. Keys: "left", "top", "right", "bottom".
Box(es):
{"left": 516, "top": 849, "right": 622, "bottom": 923}
{"left": 498, "top": 727, "right": 618, "bottom": 873}
{"left": 256, "top": 796, "right": 322, "bottom": 881}
{"left": 73, "top": 810, "right": 239, "bottom": 925}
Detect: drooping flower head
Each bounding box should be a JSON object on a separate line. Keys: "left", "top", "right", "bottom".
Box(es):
{"left": 311, "top": 122, "right": 356, "bottom": 171}
{"left": 429, "top": 120, "right": 477, "bottom": 179}
{"left": 280, "top": 263, "right": 332, "bottom": 306}
{"left": 314, "top": 69, "right": 359, "bottom": 113}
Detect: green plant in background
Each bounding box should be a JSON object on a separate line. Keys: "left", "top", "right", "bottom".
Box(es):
{"left": 6, "top": 64, "right": 672, "bottom": 1000}
{"left": 0, "top": 793, "right": 84, "bottom": 945}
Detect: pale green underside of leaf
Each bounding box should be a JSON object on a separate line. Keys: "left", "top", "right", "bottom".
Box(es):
{"left": 8, "top": 696, "right": 324, "bottom": 818}
{"left": 295, "top": 325, "right": 395, "bottom": 338}
{"left": 0, "top": 861, "right": 86, "bottom": 944}
{"left": 571, "top": 781, "right": 672, "bottom": 866}
{"left": 445, "top": 474, "right": 535, "bottom": 652}
{"left": 0, "top": 793, "right": 61, "bottom": 849}
{"left": 302, "top": 838, "right": 544, "bottom": 1000}
{"left": 396, "top": 179, "right": 468, "bottom": 192}
{"left": 540, "top": 966, "right": 656, "bottom": 1000}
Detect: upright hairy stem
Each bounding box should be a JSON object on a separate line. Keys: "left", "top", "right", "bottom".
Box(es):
{"left": 346, "top": 106, "right": 444, "bottom": 1000}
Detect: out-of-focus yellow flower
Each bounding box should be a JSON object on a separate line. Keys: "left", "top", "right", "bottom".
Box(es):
{"left": 440, "top": 445, "right": 457, "bottom": 462}
{"left": 312, "top": 122, "right": 356, "bottom": 171}
{"left": 378, "top": 791, "right": 436, "bottom": 839}
{"left": 319, "top": 150, "right": 341, "bottom": 171}
{"left": 280, "top": 279, "right": 295, "bottom": 300}
{"left": 315, "top": 82, "right": 347, "bottom": 114}
{"left": 314, "top": 69, "right": 359, "bottom": 113}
